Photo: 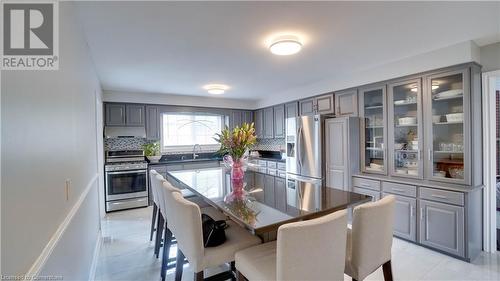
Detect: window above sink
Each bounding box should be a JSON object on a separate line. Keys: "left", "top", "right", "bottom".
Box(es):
{"left": 161, "top": 113, "right": 224, "bottom": 152}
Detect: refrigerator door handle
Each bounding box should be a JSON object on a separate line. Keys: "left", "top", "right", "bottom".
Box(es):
{"left": 297, "top": 121, "right": 303, "bottom": 171}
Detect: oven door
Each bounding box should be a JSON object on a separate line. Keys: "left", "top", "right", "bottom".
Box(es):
{"left": 106, "top": 169, "right": 148, "bottom": 201}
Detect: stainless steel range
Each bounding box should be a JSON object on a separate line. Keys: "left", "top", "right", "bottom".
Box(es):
{"left": 105, "top": 150, "right": 149, "bottom": 212}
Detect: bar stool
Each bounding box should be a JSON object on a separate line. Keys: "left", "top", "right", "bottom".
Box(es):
{"left": 344, "top": 195, "right": 395, "bottom": 281}
{"left": 168, "top": 191, "right": 261, "bottom": 281}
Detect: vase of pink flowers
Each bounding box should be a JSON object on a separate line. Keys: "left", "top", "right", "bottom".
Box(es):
{"left": 214, "top": 122, "right": 257, "bottom": 202}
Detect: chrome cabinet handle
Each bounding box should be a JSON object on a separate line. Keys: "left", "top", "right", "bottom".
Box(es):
{"left": 392, "top": 188, "right": 405, "bottom": 193}
{"left": 420, "top": 208, "right": 424, "bottom": 221}
{"left": 410, "top": 206, "right": 414, "bottom": 217}
{"left": 428, "top": 149, "right": 432, "bottom": 161}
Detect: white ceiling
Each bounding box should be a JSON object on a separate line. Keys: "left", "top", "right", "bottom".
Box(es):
{"left": 75, "top": 1, "right": 500, "bottom": 104}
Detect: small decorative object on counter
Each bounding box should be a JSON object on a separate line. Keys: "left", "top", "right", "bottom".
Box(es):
{"left": 214, "top": 122, "right": 257, "bottom": 202}
{"left": 142, "top": 142, "right": 161, "bottom": 162}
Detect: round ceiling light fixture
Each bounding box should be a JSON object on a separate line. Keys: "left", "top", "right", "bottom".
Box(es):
{"left": 269, "top": 35, "right": 303, "bottom": 56}
{"left": 203, "top": 84, "right": 229, "bottom": 95}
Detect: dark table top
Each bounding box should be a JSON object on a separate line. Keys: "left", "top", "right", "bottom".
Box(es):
{"left": 167, "top": 167, "right": 371, "bottom": 234}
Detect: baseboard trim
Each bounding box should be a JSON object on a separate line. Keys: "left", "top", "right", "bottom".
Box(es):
{"left": 25, "top": 174, "right": 99, "bottom": 277}
{"left": 89, "top": 230, "right": 102, "bottom": 281}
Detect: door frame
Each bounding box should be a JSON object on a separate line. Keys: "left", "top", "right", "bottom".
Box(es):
{"left": 482, "top": 70, "right": 500, "bottom": 253}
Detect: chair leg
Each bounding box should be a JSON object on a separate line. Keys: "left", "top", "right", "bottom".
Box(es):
{"left": 154, "top": 213, "right": 164, "bottom": 258}
{"left": 382, "top": 260, "right": 393, "bottom": 281}
{"left": 230, "top": 261, "right": 236, "bottom": 281}
{"left": 236, "top": 270, "right": 246, "bottom": 281}
{"left": 161, "top": 228, "right": 172, "bottom": 281}
{"left": 150, "top": 203, "right": 158, "bottom": 241}
{"left": 194, "top": 271, "right": 203, "bottom": 281}
{"left": 175, "top": 248, "right": 185, "bottom": 281}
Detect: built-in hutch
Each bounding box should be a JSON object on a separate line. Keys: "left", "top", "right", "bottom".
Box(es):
{"left": 350, "top": 63, "right": 483, "bottom": 262}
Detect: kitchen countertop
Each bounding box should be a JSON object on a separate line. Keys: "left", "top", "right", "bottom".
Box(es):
{"left": 148, "top": 157, "right": 222, "bottom": 166}
{"left": 167, "top": 166, "right": 371, "bottom": 234}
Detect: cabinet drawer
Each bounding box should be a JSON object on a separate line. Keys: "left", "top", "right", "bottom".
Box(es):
{"left": 353, "top": 187, "right": 380, "bottom": 201}
{"left": 258, "top": 160, "right": 268, "bottom": 167}
{"left": 353, "top": 177, "right": 381, "bottom": 191}
{"left": 258, "top": 168, "right": 267, "bottom": 174}
{"left": 419, "top": 187, "right": 464, "bottom": 206}
{"left": 267, "top": 161, "right": 277, "bottom": 169}
{"left": 278, "top": 171, "right": 286, "bottom": 178}
{"left": 268, "top": 168, "right": 277, "bottom": 176}
{"left": 382, "top": 182, "right": 416, "bottom": 197}
{"left": 277, "top": 162, "right": 286, "bottom": 171}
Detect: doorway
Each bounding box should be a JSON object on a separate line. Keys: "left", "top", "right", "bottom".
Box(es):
{"left": 483, "top": 70, "right": 500, "bottom": 252}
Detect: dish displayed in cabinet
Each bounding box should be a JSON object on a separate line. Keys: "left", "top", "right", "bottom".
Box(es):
{"left": 430, "top": 72, "right": 465, "bottom": 181}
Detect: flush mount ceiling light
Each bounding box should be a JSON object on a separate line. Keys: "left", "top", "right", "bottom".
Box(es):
{"left": 269, "top": 35, "right": 302, "bottom": 56}
{"left": 203, "top": 84, "right": 229, "bottom": 95}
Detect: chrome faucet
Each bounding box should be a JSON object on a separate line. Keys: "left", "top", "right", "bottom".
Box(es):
{"left": 193, "top": 144, "right": 202, "bottom": 160}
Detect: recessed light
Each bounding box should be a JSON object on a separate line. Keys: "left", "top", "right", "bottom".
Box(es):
{"left": 203, "top": 84, "right": 229, "bottom": 95}
{"left": 269, "top": 35, "right": 302, "bottom": 56}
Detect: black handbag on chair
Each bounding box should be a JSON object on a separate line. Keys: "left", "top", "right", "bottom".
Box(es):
{"left": 201, "top": 214, "right": 228, "bottom": 247}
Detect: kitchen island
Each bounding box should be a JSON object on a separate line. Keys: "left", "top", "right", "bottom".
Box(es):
{"left": 167, "top": 166, "right": 371, "bottom": 235}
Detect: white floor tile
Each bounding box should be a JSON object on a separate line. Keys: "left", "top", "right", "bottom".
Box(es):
{"left": 95, "top": 207, "right": 500, "bottom": 281}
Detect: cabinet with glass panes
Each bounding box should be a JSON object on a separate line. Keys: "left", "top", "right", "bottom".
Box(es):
{"left": 425, "top": 68, "right": 471, "bottom": 184}
{"left": 358, "top": 63, "right": 482, "bottom": 187}
{"left": 360, "top": 85, "right": 387, "bottom": 174}
{"left": 388, "top": 78, "right": 423, "bottom": 178}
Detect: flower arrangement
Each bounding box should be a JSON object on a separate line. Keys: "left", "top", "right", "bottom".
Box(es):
{"left": 214, "top": 122, "right": 257, "bottom": 160}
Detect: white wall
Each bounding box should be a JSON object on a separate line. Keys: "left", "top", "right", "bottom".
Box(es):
{"left": 1, "top": 2, "right": 102, "bottom": 279}
{"left": 480, "top": 42, "right": 500, "bottom": 72}
{"left": 103, "top": 90, "right": 257, "bottom": 109}
{"left": 257, "top": 40, "right": 481, "bottom": 108}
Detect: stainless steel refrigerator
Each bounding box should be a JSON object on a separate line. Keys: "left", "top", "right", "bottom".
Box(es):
{"left": 285, "top": 115, "right": 326, "bottom": 213}
{"left": 286, "top": 114, "right": 326, "bottom": 180}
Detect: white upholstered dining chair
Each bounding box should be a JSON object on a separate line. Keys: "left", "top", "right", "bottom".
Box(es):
{"left": 344, "top": 195, "right": 396, "bottom": 281}
{"left": 235, "top": 209, "right": 348, "bottom": 281}
{"left": 168, "top": 191, "right": 262, "bottom": 281}
{"left": 149, "top": 170, "right": 160, "bottom": 242}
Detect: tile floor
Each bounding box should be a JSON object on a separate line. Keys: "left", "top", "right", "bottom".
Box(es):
{"left": 95, "top": 207, "right": 500, "bottom": 281}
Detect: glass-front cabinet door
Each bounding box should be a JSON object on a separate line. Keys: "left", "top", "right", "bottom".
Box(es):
{"left": 360, "top": 85, "right": 387, "bottom": 174}
{"left": 388, "top": 79, "right": 423, "bottom": 178}
{"left": 425, "top": 69, "right": 470, "bottom": 184}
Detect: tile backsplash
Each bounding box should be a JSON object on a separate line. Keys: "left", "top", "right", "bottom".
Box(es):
{"left": 104, "top": 137, "right": 286, "bottom": 153}
{"left": 253, "top": 138, "right": 285, "bottom": 152}
{"left": 104, "top": 138, "right": 152, "bottom": 151}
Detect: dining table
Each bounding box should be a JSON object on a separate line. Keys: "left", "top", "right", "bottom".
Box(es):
{"left": 166, "top": 165, "right": 372, "bottom": 237}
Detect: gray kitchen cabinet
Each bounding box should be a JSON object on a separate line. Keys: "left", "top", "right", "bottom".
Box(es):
{"left": 419, "top": 199, "right": 465, "bottom": 257}
{"left": 285, "top": 102, "right": 298, "bottom": 119}
{"left": 359, "top": 84, "right": 388, "bottom": 175}
{"left": 388, "top": 78, "right": 424, "bottom": 179}
{"left": 424, "top": 68, "right": 472, "bottom": 185}
{"left": 262, "top": 107, "right": 274, "bottom": 139}
{"left": 299, "top": 98, "right": 315, "bottom": 116}
{"left": 383, "top": 193, "right": 417, "bottom": 242}
{"left": 299, "top": 93, "right": 335, "bottom": 116}
{"left": 352, "top": 186, "right": 380, "bottom": 201}
{"left": 229, "top": 110, "right": 243, "bottom": 130}
{"left": 274, "top": 177, "right": 287, "bottom": 212}
{"left": 242, "top": 111, "right": 254, "bottom": 125}
{"left": 254, "top": 109, "right": 264, "bottom": 138}
{"left": 273, "top": 105, "right": 285, "bottom": 138}
{"left": 316, "top": 94, "right": 335, "bottom": 115}
{"left": 325, "top": 117, "right": 359, "bottom": 191}
{"left": 125, "top": 104, "right": 145, "bottom": 126}
{"left": 105, "top": 104, "right": 126, "bottom": 126}
{"left": 254, "top": 173, "right": 265, "bottom": 202}
{"left": 146, "top": 106, "right": 160, "bottom": 140}
{"left": 264, "top": 175, "right": 275, "bottom": 207}
{"left": 335, "top": 89, "right": 358, "bottom": 117}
